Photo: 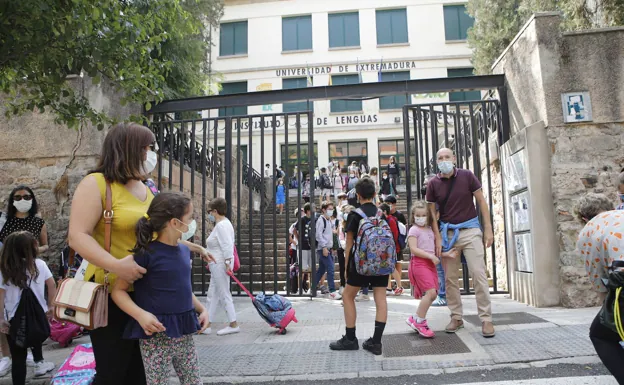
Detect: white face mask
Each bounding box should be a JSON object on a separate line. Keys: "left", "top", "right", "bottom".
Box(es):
{"left": 383, "top": 176, "right": 388, "bottom": 180}
{"left": 414, "top": 216, "right": 427, "bottom": 227}
{"left": 14, "top": 200, "right": 33, "bottom": 213}
{"left": 326, "top": 209, "right": 334, "bottom": 217}
{"left": 143, "top": 150, "right": 157, "bottom": 175}
{"left": 342, "top": 212, "right": 349, "bottom": 221}
{"left": 350, "top": 174, "right": 355, "bottom": 178}
{"left": 176, "top": 219, "right": 197, "bottom": 241}
{"left": 438, "top": 160, "right": 454, "bottom": 174}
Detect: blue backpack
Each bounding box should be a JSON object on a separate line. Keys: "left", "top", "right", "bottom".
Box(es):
{"left": 353, "top": 208, "right": 397, "bottom": 276}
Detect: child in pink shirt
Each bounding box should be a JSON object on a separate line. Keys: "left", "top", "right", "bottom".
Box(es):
{"left": 405, "top": 201, "right": 456, "bottom": 338}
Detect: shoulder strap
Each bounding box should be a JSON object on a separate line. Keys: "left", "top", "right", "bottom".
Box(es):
{"left": 440, "top": 175, "right": 457, "bottom": 212}
{"left": 67, "top": 182, "right": 113, "bottom": 277}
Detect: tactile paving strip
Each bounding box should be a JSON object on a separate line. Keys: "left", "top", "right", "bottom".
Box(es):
{"left": 464, "top": 312, "right": 547, "bottom": 326}
{"left": 381, "top": 331, "right": 471, "bottom": 358}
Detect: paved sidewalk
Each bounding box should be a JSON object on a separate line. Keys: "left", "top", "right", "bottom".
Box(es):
{"left": 1, "top": 294, "right": 603, "bottom": 384}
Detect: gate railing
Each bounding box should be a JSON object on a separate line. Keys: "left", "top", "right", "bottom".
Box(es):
{"left": 402, "top": 100, "right": 507, "bottom": 294}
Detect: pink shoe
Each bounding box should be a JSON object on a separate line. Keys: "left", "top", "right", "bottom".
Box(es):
{"left": 394, "top": 287, "right": 404, "bottom": 296}
{"left": 406, "top": 316, "right": 435, "bottom": 338}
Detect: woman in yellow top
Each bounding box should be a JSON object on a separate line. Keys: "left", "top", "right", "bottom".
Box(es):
{"left": 68, "top": 122, "right": 156, "bottom": 385}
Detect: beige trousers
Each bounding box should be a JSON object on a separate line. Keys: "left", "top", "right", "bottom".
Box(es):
{"left": 444, "top": 227, "right": 492, "bottom": 322}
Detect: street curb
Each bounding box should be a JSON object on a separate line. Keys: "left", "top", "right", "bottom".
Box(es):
{"left": 192, "top": 355, "right": 601, "bottom": 384}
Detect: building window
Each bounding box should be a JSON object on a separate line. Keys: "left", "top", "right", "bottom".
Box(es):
{"left": 282, "top": 78, "right": 313, "bottom": 113}
{"left": 328, "top": 12, "right": 360, "bottom": 48}
{"left": 330, "top": 75, "right": 362, "bottom": 113}
{"left": 376, "top": 9, "right": 408, "bottom": 45}
{"left": 329, "top": 141, "right": 368, "bottom": 171}
{"left": 379, "top": 71, "right": 410, "bottom": 110}
{"left": 443, "top": 5, "right": 474, "bottom": 41}
{"left": 219, "top": 21, "right": 248, "bottom": 56}
{"left": 447, "top": 68, "right": 481, "bottom": 102}
{"left": 219, "top": 145, "right": 248, "bottom": 164}
{"left": 281, "top": 143, "right": 318, "bottom": 176}
{"left": 218, "top": 82, "right": 248, "bottom": 117}
{"left": 282, "top": 15, "right": 312, "bottom": 52}
{"left": 378, "top": 139, "right": 406, "bottom": 171}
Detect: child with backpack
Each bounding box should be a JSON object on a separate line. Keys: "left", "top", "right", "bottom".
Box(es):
{"left": 111, "top": 192, "right": 209, "bottom": 385}
{"left": 405, "top": 201, "right": 457, "bottom": 338}
{"left": 276, "top": 178, "right": 286, "bottom": 215}
{"left": 330, "top": 178, "right": 396, "bottom": 356}
{"left": 0, "top": 231, "right": 56, "bottom": 384}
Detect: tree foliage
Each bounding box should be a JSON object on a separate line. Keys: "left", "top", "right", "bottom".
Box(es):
{"left": 0, "top": 0, "right": 223, "bottom": 128}
{"left": 467, "top": 0, "right": 624, "bottom": 74}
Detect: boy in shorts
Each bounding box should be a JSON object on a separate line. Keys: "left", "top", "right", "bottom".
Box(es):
{"left": 330, "top": 178, "right": 389, "bottom": 355}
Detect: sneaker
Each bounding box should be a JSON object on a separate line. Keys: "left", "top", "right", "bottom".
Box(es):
{"left": 338, "top": 286, "right": 344, "bottom": 295}
{"left": 217, "top": 326, "right": 241, "bottom": 336}
{"left": 362, "top": 337, "right": 382, "bottom": 355}
{"left": 394, "top": 287, "right": 404, "bottom": 296}
{"left": 201, "top": 327, "right": 212, "bottom": 335}
{"left": 0, "top": 357, "right": 11, "bottom": 377}
{"left": 27, "top": 352, "right": 34, "bottom": 367}
{"left": 34, "top": 361, "right": 55, "bottom": 377}
{"left": 431, "top": 296, "right": 447, "bottom": 307}
{"left": 355, "top": 294, "right": 370, "bottom": 302}
{"left": 406, "top": 316, "right": 435, "bottom": 338}
{"left": 329, "top": 335, "right": 359, "bottom": 351}
{"left": 327, "top": 292, "right": 342, "bottom": 300}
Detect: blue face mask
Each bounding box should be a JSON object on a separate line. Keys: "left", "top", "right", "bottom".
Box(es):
{"left": 438, "top": 161, "right": 454, "bottom": 174}
{"left": 176, "top": 219, "right": 197, "bottom": 241}
{"left": 208, "top": 214, "right": 216, "bottom": 223}
{"left": 619, "top": 193, "right": 624, "bottom": 203}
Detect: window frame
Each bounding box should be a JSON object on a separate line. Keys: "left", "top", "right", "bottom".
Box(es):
{"left": 219, "top": 21, "right": 248, "bottom": 57}
{"left": 282, "top": 15, "right": 313, "bottom": 52}
{"left": 447, "top": 68, "right": 481, "bottom": 102}
{"left": 218, "top": 81, "right": 248, "bottom": 117}
{"left": 280, "top": 142, "right": 318, "bottom": 176}
{"left": 330, "top": 74, "right": 362, "bottom": 113}
{"left": 443, "top": 4, "right": 474, "bottom": 41}
{"left": 375, "top": 8, "right": 409, "bottom": 45}
{"left": 328, "top": 12, "right": 360, "bottom": 49}
{"left": 282, "top": 77, "right": 313, "bottom": 113}
{"left": 328, "top": 141, "right": 368, "bottom": 170}
{"left": 379, "top": 71, "right": 411, "bottom": 110}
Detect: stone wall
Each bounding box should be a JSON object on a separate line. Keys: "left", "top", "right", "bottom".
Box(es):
{"left": 0, "top": 77, "right": 257, "bottom": 276}
{"left": 493, "top": 13, "right": 624, "bottom": 307}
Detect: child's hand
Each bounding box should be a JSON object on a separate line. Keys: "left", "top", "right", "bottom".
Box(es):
{"left": 46, "top": 306, "right": 55, "bottom": 319}
{"left": 138, "top": 311, "right": 166, "bottom": 336}
{"left": 197, "top": 310, "right": 210, "bottom": 334}
{"left": 430, "top": 255, "right": 440, "bottom": 265}
{"left": 0, "top": 319, "right": 9, "bottom": 334}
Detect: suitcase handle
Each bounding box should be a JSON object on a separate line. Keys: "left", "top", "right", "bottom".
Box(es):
{"left": 226, "top": 270, "right": 255, "bottom": 299}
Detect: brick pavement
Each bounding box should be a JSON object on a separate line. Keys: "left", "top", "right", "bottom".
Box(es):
{"left": 0, "top": 294, "right": 602, "bottom": 384}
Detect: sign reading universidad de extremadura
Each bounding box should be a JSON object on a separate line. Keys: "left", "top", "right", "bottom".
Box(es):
{"left": 275, "top": 61, "right": 418, "bottom": 77}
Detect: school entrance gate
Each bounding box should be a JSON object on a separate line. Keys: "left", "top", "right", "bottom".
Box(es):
{"left": 146, "top": 75, "right": 510, "bottom": 297}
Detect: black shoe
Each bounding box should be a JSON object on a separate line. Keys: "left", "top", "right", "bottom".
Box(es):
{"left": 329, "top": 335, "right": 359, "bottom": 351}
{"left": 362, "top": 337, "right": 382, "bottom": 356}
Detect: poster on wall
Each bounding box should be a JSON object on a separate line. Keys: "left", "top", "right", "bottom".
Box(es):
{"left": 561, "top": 92, "right": 592, "bottom": 123}
{"left": 514, "top": 233, "right": 534, "bottom": 273}
{"left": 504, "top": 149, "right": 528, "bottom": 193}
{"left": 511, "top": 191, "right": 531, "bottom": 232}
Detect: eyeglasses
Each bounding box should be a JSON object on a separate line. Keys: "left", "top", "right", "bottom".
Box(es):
{"left": 13, "top": 195, "right": 33, "bottom": 201}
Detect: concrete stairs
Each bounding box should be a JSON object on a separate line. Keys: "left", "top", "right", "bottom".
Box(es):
{"left": 193, "top": 191, "right": 486, "bottom": 294}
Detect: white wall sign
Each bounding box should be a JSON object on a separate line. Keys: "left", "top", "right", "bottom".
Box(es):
{"left": 561, "top": 92, "right": 592, "bottom": 123}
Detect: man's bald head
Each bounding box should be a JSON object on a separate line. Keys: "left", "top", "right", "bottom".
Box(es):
{"left": 436, "top": 148, "right": 455, "bottom": 162}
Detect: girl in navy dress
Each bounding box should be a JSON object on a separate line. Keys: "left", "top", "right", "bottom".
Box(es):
{"left": 112, "top": 192, "right": 209, "bottom": 385}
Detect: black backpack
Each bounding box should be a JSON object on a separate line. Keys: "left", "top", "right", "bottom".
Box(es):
{"left": 321, "top": 174, "right": 332, "bottom": 189}
{"left": 9, "top": 285, "right": 50, "bottom": 348}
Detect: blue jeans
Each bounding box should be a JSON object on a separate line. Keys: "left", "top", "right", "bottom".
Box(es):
{"left": 315, "top": 250, "right": 335, "bottom": 292}
{"left": 437, "top": 262, "right": 446, "bottom": 298}
{"left": 361, "top": 287, "right": 369, "bottom": 295}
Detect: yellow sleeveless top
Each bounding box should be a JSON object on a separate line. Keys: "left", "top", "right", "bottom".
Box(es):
{"left": 84, "top": 173, "right": 154, "bottom": 289}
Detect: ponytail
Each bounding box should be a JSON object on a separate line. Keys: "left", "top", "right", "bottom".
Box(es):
{"left": 132, "top": 217, "right": 155, "bottom": 253}
{"left": 130, "top": 192, "right": 192, "bottom": 254}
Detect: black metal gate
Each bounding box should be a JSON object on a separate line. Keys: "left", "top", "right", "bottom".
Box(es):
{"left": 149, "top": 111, "right": 319, "bottom": 297}
{"left": 401, "top": 100, "right": 509, "bottom": 294}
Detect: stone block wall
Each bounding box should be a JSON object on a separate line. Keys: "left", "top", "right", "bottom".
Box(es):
{"left": 493, "top": 13, "right": 624, "bottom": 307}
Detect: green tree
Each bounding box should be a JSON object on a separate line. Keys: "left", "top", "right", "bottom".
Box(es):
{"left": 467, "top": 0, "right": 624, "bottom": 74}
{"left": 0, "top": 0, "right": 223, "bottom": 128}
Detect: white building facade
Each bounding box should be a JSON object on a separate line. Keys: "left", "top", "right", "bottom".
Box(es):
{"left": 209, "top": 0, "right": 478, "bottom": 175}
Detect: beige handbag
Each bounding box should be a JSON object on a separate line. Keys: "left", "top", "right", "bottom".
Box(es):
{"left": 54, "top": 183, "right": 112, "bottom": 330}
